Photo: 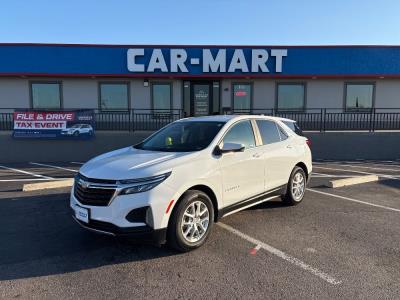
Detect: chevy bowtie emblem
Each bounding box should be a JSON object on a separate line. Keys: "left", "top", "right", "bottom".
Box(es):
{"left": 78, "top": 179, "right": 90, "bottom": 189}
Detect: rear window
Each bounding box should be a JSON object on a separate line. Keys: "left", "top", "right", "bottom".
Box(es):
{"left": 282, "top": 121, "right": 304, "bottom": 136}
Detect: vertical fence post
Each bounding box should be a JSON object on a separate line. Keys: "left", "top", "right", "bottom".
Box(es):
{"left": 319, "top": 108, "right": 323, "bottom": 132}
{"left": 131, "top": 108, "right": 135, "bottom": 131}
{"left": 371, "top": 108, "right": 376, "bottom": 132}
{"left": 322, "top": 108, "right": 326, "bottom": 132}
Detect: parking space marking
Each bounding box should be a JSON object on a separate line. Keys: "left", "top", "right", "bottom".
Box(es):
{"left": 0, "top": 178, "right": 71, "bottom": 182}
{"left": 311, "top": 172, "right": 352, "bottom": 178}
{"left": 348, "top": 164, "right": 400, "bottom": 172}
{"left": 217, "top": 222, "right": 342, "bottom": 285}
{"left": 313, "top": 166, "right": 400, "bottom": 180}
{"left": 314, "top": 162, "right": 400, "bottom": 172}
{"left": 29, "top": 162, "right": 78, "bottom": 172}
{"left": 308, "top": 188, "right": 400, "bottom": 213}
{"left": 70, "top": 162, "right": 84, "bottom": 165}
{"left": 0, "top": 165, "right": 53, "bottom": 180}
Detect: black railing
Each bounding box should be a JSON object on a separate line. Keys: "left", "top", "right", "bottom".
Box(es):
{"left": 231, "top": 108, "right": 400, "bottom": 132}
{"left": 1, "top": 108, "right": 400, "bottom": 132}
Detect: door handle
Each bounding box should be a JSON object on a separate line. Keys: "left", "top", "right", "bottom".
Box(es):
{"left": 286, "top": 145, "right": 293, "bottom": 149}
{"left": 252, "top": 153, "right": 261, "bottom": 158}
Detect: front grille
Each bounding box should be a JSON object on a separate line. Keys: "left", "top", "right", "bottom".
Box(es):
{"left": 74, "top": 174, "right": 117, "bottom": 206}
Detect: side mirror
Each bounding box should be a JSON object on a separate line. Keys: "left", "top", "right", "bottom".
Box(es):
{"left": 213, "top": 142, "right": 245, "bottom": 155}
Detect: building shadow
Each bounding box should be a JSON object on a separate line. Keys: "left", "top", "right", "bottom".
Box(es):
{"left": 0, "top": 192, "right": 176, "bottom": 281}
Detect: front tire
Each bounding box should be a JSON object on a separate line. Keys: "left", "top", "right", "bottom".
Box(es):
{"left": 167, "top": 190, "right": 214, "bottom": 252}
{"left": 282, "top": 166, "right": 306, "bottom": 206}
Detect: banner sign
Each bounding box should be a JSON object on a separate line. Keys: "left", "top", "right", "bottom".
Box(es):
{"left": 1, "top": 45, "right": 400, "bottom": 78}
{"left": 13, "top": 110, "right": 95, "bottom": 139}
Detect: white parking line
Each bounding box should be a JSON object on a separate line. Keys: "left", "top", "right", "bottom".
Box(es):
{"left": 308, "top": 188, "right": 400, "bottom": 213}
{"left": 311, "top": 172, "right": 352, "bottom": 178}
{"left": 29, "top": 162, "right": 78, "bottom": 172}
{"left": 313, "top": 166, "right": 400, "bottom": 181}
{"left": 314, "top": 162, "right": 400, "bottom": 172}
{"left": 217, "top": 222, "right": 342, "bottom": 285}
{"left": 0, "top": 178, "right": 72, "bottom": 182}
{"left": 0, "top": 165, "right": 54, "bottom": 179}
{"left": 70, "top": 162, "right": 84, "bottom": 165}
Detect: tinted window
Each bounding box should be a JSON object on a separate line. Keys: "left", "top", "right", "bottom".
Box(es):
{"left": 345, "top": 83, "right": 374, "bottom": 110}
{"left": 277, "top": 125, "right": 288, "bottom": 140}
{"left": 135, "top": 121, "right": 225, "bottom": 152}
{"left": 256, "top": 120, "right": 281, "bottom": 145}
{"left": 223, "top": 120, "right": 255, "bottom": 149}
{"left": 277, "top": 84, "right": 305, "bottom": 111}
{"left": 233, "top": 84, "right": 251, "bottom": 112}
{"left": 152, "top": 83, "right": 171, "bottom": 112}
{"left": 31, "top": 82, "right": 61, "bottom": 109}
{"left": 100, "top": 83, "right": 129, "bottom": 111}
{"left": 282, "top": 121, "right": 304, "bottom": 136}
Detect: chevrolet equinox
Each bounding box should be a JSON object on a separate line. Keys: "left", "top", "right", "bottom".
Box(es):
{"left": 71, "top": 115, "right": 312, "bottom": 252}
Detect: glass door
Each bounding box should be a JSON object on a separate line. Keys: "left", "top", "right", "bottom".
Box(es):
{"left": 192, "top": 83, "right": 211, "bottom": 116}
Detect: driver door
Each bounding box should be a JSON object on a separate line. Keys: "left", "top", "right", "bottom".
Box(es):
{"left": 217, "top": 120, "right": 264, "bottom": 208}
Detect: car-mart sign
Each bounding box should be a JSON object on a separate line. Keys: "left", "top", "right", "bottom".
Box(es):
{"left": 1, "top": 44, "right": 400, "bottom": 78}
{"left": 127, "top": 48, "right": 287, "bottom": 74}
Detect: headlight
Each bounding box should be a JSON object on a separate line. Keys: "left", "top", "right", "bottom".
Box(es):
{"left": 118, "top": 172, "right": 171, "bottom": 195}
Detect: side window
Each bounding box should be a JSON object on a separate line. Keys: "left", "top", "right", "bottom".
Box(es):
{"left": 277, "top": 124, "right": 288, "bottom": 140}
{"left": 282, "top": 121, "right": 304, "bottom": 136}
{"left": 256, "top": 120, "right": 281, "bottom": 145}
{"left": 222, "top": 120, "right": 255, "bottom": 149}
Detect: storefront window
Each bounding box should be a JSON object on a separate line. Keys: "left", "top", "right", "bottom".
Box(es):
{"left": 233, "top": 83, "right": 251, "bottom": 112}
{"left": 345, "top": 83, "right": 374, "bottom": 110}
{"left": 31, "top": 82, "right": 61, "bottom": 109}
{"left": 152, "top": 83, "right": 172, "bottom": 112}
{"left": 99, "top": 83, "right": 129, "bottom": 111}
{"left": 277, "top": 83, "right": 305, "bottom": 111}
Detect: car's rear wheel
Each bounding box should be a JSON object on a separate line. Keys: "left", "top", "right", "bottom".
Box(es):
{"left": 282, "top": 166, "right": 306, "bottom": 206}
{"left": 167, "top": 190, "right": 214, "bottom": 252}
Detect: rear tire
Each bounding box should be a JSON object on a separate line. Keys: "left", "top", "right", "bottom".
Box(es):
{"left": 167, "top": 190, "right": 214, "bottom": 252}
{"left": 282, "top": 166, "right": 306, "bottom": 206}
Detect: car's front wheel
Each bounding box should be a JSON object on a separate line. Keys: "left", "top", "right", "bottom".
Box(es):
{"left": 167, "top": 190, "right": 214, "bottom": 252}
{"left": 282, "top": 166, "right": 307, "bottom": 206}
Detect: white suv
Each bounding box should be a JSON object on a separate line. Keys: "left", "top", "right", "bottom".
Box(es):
{"left": 71, "top": 115, "right": 312, "bottom": 251}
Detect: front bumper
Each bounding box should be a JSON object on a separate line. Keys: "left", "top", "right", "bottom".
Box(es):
{"left": 70, "top": 180, "right": 176, "bottom": 243}
{"left": 72, "top": 214, "right": 167, "bottom": 243}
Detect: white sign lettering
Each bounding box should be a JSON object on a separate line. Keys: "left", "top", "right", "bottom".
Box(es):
{"left": 126, "top": 48, "right": 288, "bottom": 74}
{"left": 203, "top": 49, "right": 226, "bottom": 72}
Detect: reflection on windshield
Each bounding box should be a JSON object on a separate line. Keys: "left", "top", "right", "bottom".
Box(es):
{"left": 134, "top": 121, "right": 225, "bottom": 152}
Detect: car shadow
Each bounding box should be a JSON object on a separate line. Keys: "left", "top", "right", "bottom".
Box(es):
{"left": 0, "top": 192, "right": 177, "bottom": 281}
{"left": 246, "top": 199, "right": 288, "bottom": 211}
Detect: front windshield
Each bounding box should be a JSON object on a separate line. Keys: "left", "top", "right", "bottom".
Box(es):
{"left": 71, "top": 124, "right": 81, "bottom": 128}
{"left": 135, "top": 121, "right": 225, "bottom": 152}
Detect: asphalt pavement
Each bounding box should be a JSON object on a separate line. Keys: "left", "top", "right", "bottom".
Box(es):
{"left": 0, "top": 160, "right": 400, "bottom": 299}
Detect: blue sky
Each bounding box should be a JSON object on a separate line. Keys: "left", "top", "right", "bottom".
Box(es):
{"left": 0, "top": 0, "right": 399, "bottom": 45}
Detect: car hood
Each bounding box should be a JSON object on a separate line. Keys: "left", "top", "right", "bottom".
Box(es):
{"left": 80, "top": 146, "right": 195, "bottom": 180}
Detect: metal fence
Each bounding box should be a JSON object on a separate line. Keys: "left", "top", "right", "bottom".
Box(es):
{"left": 1, "top": 108, "right": 400, "bottom": 132}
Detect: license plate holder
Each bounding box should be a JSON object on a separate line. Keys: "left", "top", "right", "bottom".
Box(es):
{"left": 75, "top": 205, "right": 90, "bottom": 223}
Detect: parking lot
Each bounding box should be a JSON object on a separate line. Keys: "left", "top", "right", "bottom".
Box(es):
{"left": 1, "top": 160, "right": 400, "bottom": 299}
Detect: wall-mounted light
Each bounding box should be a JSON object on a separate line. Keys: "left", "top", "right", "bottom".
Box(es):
{"left": 143, "top": 79, "right": 149, "bottom": 87}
